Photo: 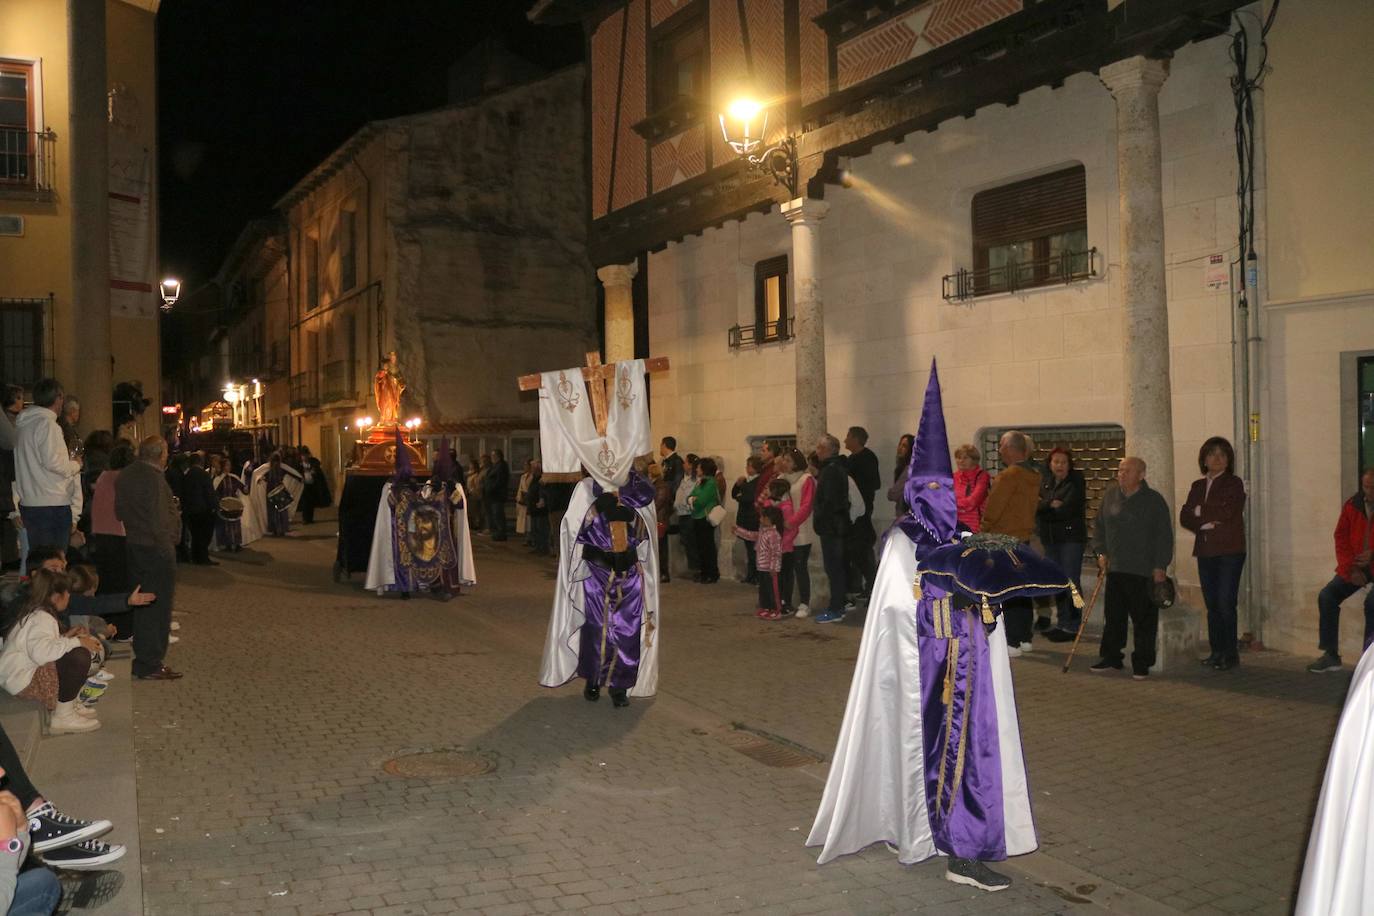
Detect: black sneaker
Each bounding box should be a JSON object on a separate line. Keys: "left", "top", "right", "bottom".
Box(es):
{"left": 1033, "top": 616, "right": 1052, "bottom": 633}
{"left": 37, "top": 838, "right": 126, "bottom": 870}
{"left": 945, "top": 856, "right": 1011, "bottom": 892}
{"left": 28, "top": 803, "right": 112, "bottom": 853}
{"left": 1089, "top": 659, "right": 1123, "bottom": 672}
{"left": 1307, "top": 653, "right": 1343, "bottom": 674}
{"left": 1044, "top": 628, "right": 1075, "bottom": 643}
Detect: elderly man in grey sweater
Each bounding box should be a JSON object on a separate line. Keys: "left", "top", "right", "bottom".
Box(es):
{"left": 1090, "top": 456, "right": 1174, "bottom": 679}
{"left": 115, "top": 437, "right": 183, "bottom": 681}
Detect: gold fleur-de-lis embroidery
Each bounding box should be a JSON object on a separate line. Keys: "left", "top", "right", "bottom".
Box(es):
{"left": 556, "top": 371, "right": 581, "bottom": 412}
{"left": 616, "top": 367, "right": 635, "bottom": 410}
{"left": 597, "top": 441, "right": 617, "bottom": 474}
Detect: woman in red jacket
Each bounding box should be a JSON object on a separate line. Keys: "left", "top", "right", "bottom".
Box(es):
{"left": 1180, "top": 437, "right": 1247, "bottom": 671}
{"left": 953, "top": 444, "right": 990, "bottom": 533}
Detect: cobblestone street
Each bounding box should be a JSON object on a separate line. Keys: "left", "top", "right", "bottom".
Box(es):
{"left": 130, "top": 524, "right": 1348, "bottom": 915}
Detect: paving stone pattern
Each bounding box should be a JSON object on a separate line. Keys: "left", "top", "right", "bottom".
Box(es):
{"left": 133, "top": 528, "right": 1349, "bottom": 915}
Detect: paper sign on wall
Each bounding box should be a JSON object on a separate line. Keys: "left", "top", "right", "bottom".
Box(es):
{"left": 1204, "top": 253, "right": 1229, "bottom": 292}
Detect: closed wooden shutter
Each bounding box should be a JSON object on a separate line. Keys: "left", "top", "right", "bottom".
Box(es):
{"left": 972, "top": 165, "right": 1086, "bottom": 249}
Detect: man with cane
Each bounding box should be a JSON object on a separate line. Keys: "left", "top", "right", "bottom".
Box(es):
{"left": 1087, "top": 457, "right": 1174, "bottom": 680}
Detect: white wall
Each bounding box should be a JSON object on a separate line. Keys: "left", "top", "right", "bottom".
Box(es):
{"left": 649, "top": 32, "right": 1240, "bottom": 539}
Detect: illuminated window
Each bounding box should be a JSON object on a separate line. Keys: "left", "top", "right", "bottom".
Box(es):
{"left": 754, "top": 256, "right": 789, "bottom": 342}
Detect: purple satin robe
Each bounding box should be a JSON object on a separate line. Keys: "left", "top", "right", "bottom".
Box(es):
{"left": 575, "top": 473, "right": 654, "bottom": 690}
{"left": 902, "top": 470, "right": 1019, "bottom": 861}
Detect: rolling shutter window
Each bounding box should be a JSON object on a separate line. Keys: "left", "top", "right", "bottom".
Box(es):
{"left": 972, "top": 165, "right": 1086, "bottom": 253}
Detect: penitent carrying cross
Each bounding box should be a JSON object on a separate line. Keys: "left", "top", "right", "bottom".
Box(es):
{"left": 518, "top": 351, "right": 670, "bottom": 551}
{"left": 517, "top": 351, "right": 669, "bottom": 438}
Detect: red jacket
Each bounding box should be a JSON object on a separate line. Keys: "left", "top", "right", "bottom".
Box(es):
{"left": 1334, "top": 492, "right": 1374, "bottom": 581}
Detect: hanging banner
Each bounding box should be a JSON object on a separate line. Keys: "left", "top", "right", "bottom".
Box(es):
{"left": 109, "top": 136, "right": 154, "bottom": 317}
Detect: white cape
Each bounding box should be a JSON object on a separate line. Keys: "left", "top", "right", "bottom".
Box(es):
{"left": 806, "top": 528, "right": 1035, "bottom": 865}
{"left": 364, "top": 482, "right": 477, "bottom": 593}
{"left": 538, "top": 477, "right": 660, "bottom": 698}
{"left": 1296, "top": 644, "right": 1374, "bottom": 915}
{"left": 241, "top": 464, "right": 303, "bottom": 546}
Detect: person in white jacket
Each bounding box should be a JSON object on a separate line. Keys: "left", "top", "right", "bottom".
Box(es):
{"left": 13, "top": 379, "right": 81, "bottom": 551}
{"left": 0, "top": 569, "right": 103, "bottom": 734}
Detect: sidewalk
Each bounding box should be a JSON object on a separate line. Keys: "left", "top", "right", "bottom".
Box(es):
{"left": 127, "top": 526, "right": 1347, "bottom": 914}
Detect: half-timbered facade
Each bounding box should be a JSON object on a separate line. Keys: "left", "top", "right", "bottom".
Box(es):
{"left": 535, "top": 0, "right": 1374, "bottom": 658}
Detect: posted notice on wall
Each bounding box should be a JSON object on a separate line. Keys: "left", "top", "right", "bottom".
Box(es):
{"left": 1204, "top": 253, "right": 1229, "bottom": 292}
{"left": 109, "top": 138, "right": 155, "bottom": 317}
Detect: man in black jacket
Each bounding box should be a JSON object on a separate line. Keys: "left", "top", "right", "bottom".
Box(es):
{"left": 484, "top": 449, "right": 511, "bottom": 541}
{"left": 844, "top": 426, "right": 881, "bottom": 603}
{"left": 659, "top": 437, "right": 684, "bottom": 494}
{"left": 813, "top": 434, "right": 851, "bottom": 624}
{"left": 181, "top": 452, "right": 218, "bottom": 565}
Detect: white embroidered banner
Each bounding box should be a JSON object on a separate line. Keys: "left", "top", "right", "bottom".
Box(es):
{"left": 538, "top": 359, "right": 649, "bottom": 488}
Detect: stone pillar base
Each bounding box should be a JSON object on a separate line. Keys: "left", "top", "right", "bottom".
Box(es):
{"left": 1126, "top": 603, "right": 1202, "bottom": 673}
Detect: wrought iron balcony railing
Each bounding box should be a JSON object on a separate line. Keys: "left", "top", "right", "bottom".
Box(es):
{"left": 321, "top": 359, "right": 356, "bottom": 404}
{"left": 942, "top": 248, "right": 1098, "bottom": 302}
{"left": 289, "top": 371, "right": 319, "bottom": 410}
{"left": 728, "top": 317, "right": 794, "bottom": 350}
{"left": 0, "top": 129, "right": 57, "bottom": 196}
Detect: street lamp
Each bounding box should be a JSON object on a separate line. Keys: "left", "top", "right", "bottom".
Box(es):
{"left": 159, "top": 277, "right": 180, "bottom": 311}
{"left": 718, "top": 94, "right": 799, "bottom": 198}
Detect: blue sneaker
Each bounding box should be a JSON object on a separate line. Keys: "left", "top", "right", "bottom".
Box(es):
{"left": 814, "top": 611, "right": 845, "bottom": 624}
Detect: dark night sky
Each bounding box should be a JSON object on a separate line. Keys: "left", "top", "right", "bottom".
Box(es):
{"left": 157, "top": 1, "right": 582, "bottom": 288}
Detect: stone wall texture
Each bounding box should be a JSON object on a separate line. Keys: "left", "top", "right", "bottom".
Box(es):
{"left": 386, "top": 65, "right": 597, "bottom": 424}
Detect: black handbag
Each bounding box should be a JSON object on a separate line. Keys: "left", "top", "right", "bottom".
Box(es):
{"left": 1151, "top": 576, "right": 1177, "bottom": 610}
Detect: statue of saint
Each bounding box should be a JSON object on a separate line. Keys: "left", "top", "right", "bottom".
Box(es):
{"left": 373, "top": 350, "right": 406, "bottom": 426}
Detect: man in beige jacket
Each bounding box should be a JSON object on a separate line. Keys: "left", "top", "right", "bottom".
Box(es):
{"left": 981, "top": 430, "right": 1042, "bottom": 654}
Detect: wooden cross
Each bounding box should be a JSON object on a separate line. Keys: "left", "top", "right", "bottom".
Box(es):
{"left": 518, "top": 351, "right": 669, "bottom": 437}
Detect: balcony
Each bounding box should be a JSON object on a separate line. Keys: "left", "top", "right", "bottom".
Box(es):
{"left": 0, "top": 129, "right": 57, "bottom": 200}
{"left": 289, "top": 372, "right": 319, "bottom": 410}
{"left": 728, "top": 317, "right": 793, "bottom": 350}
{"left": 942, "top": 248, "right": 1098, "bottom": 302}
{"left": 321, "top": 360, "right": 356, "bottom": 404}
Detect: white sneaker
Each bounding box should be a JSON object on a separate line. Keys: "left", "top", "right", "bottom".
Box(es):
{"left": 1019, "top": 641, "right": 1034, "bottom": 653}
{"left": 50, "top": 702, "right": 100, "bottom": 734}
{"left": 1006, "top": 645, "right": 1023, "bottom": 658}
{"left": 170, "top": 621, "right": 181, "bottom": 632}
{"left": 795, "top": 604, "right": 811, "bottom": 619}
{"left": 94, "top": 670, "right": 114, "bottom": 682}
{"left": 168, "top": 635, "right": 180, "bottom": 644}
{"left": 74, "top": 704, "right": 99, "bottom": 719}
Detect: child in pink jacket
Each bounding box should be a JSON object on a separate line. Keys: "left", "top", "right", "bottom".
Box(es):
{"left": 754, "top": 507, "right": 786, "bottom": 620}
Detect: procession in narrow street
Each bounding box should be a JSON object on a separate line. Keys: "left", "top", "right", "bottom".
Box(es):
{"left": 3, "top": 0, "right": 1373, "bottom": 913}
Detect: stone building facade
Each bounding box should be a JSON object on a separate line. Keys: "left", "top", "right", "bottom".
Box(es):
{"left": 275, "top": 64, "right": 597, "bottom": 481}
{"left": 537, "top": 0, "right": 1374, "bottom": 656}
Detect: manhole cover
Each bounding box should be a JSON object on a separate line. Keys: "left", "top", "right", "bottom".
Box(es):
{"left": 717, "top": 730, "right": 822, "bottom": 769}
{"left": 382, "top": 750, "right": 494, "bottom": 779}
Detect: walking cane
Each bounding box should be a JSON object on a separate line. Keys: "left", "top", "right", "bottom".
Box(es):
{"left": 1062, "top": 560, "right": 1107, "bottom": 674}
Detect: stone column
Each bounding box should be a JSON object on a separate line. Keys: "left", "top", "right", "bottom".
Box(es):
{"left": 1102, "top": 56, "right": 1173, "bottom": 508}
{"left": 597, "top": 262, "right": 638, "bottom": 363}
{"left": 67, "top": 0, "right": 112, "bottom": 432}
{"left": 782, "top": 197, "right": 830, "bottom": 452}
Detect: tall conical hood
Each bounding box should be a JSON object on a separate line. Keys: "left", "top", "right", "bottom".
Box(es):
{"left": 392, "top": 426, "right": 413, "bottom": 481}
{"left": 899, "top": 358, "right": 958, "bottom": 551}
{"left": 431, "top": 436, "right": 454, "bottom": 482}
{"left": 909, "top": 359, "right": 952, "bottom": 480}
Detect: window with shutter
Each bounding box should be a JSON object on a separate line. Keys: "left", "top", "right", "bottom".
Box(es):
{"left": 968, "top": 165, "right": 1090, "bottom": 296}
